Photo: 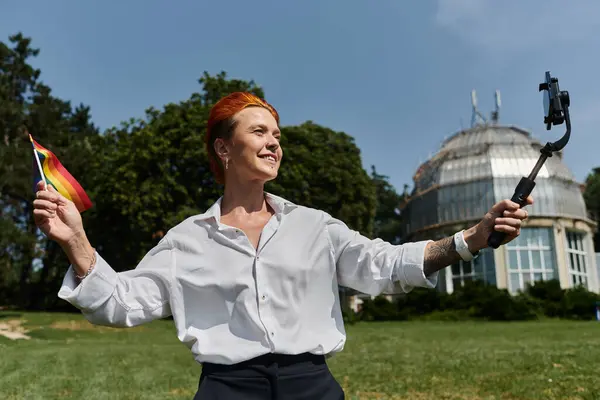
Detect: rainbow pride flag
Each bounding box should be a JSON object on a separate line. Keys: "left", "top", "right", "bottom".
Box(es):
{"left": 30, "top": 135, "right": 93, "bottom": 213}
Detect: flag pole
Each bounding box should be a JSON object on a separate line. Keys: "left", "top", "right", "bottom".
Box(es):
{"left": 29, "top": 134, "right": 48, "bottom": 191}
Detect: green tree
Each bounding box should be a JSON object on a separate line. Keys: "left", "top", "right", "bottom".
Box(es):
{"left": 369, "top": 166, "right": 403, "bottom": 244}
{"left": 0, "top": 33, "right": 99, "bottom": 308}
{"left": 0, "top": 33, "right": 380, "bottom": 310}
{"left": 583, "top": 167, "right": 600, "bottom": 251}
{"left": 267, "top": 122, "right": 376, "bottom": 236}
{"left": 89, "top": 74, "right": 378, "bottom": 272}
{"left": 81, "top": 71, "right": 266, "bottom": 272}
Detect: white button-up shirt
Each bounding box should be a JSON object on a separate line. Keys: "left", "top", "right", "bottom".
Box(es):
{"left": 58, "top": 193, "right": 437, "bottom": 365}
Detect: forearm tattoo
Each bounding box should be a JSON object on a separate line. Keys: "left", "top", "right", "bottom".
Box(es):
{"left": 423, "top": 236, "right": 463, "bottom": 276}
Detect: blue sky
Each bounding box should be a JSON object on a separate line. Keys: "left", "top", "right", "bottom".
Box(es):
{"left": 2, "top": 1, "right": 599, "bottom": 192}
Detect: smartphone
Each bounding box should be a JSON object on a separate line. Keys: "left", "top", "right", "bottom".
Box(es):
{"left": 539, "top": 71, "right": 566, "bottom": 130}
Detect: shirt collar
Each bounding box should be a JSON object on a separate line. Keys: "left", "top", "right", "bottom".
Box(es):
{"left": 194, "top": 192, "right": 297, "bottom": 224}
{"left": 264, "top": 192, "right": 297, "bottom": 215}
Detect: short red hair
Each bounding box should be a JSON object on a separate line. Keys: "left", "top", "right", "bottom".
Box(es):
{"left": 205, "top": 92, "right": 280, "bottom": 184}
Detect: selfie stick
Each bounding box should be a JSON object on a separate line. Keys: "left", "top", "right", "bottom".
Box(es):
{"left": 487, "top": 71, "right": 571, "bottom": 248}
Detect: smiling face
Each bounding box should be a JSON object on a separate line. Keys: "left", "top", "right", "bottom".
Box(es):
{"left": 214, "top": 106, "right": 283, "bottom": 184}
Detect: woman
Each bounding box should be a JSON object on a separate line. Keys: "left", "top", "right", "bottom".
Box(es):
{"left": 33, "top": 92, "right": 531, "bottom": 399}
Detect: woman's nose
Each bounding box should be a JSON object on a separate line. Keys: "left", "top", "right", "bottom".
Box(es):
{"left": 266, "top": 139, "right": 279, "bottom": 151}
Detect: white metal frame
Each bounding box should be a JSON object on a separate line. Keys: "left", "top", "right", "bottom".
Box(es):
{"left": 447, "top": 249, "right": 493, "bottom": 293}
{"left": 565, "top": 230, "right": 589, "bottom": 288}
{"left": 506, "top": 228, "right": 556, "bottom": 293}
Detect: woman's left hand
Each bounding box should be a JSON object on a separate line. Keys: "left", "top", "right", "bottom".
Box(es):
{"left": 466, "top": 196, "right": 533, "bottom": 252}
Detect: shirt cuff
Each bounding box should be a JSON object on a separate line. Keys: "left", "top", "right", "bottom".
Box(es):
{"left": 396, "top": 240, "right": 439, "bottom": 289}
{"left": 57, "top": 252, "right": 118, "bottom": 312}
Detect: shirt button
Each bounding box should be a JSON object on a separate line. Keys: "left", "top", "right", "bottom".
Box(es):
{"left": 270, "top": 331, "right": 275, "bottom": 336}
{"left": 261, "top": 295, "right": 267, "bottom": 301}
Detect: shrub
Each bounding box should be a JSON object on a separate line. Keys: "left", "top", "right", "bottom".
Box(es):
{"left": 396, "top": 287, "right": 447, "bottom": 316}
{"left": 342, "top": 308, "right": 359, "bottom": 325}
{"left": 525, "top": 279, "right": 600, "bottom": 320}
{"left": 359, "top": 296, "right": 405, "bottom": 321}
{"left": 448, "top": 280, "right": 538, "bottom": 321}
{"left": 561, "top": 286, "right": 600, "bottom": 320}
{"left": 525, "top": 279, "right": 564, "bottom": 317}
{"left": 346, "top": 278, "right": 600, "bottom": 322}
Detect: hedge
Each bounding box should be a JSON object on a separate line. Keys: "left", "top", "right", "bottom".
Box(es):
{"left": 343, "top": 279, "right": 600, "bottom": 323}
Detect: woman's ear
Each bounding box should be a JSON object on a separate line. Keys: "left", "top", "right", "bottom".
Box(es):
{"left": 213, "top": 138, "right": 229, "bottom": 161}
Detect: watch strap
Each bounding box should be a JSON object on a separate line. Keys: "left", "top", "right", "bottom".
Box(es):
{"left": 454, "top": 230, "right": 475, "bottom": 262}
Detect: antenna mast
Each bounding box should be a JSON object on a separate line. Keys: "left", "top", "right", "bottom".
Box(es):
{"left": 491, "top": 90, "right": 501, "bottom": 124}
{"left": 470, "top": 89, "right": 501, "bottom": 127}
{"left": 471, "top": 90, "right": 487, "bottom": 127}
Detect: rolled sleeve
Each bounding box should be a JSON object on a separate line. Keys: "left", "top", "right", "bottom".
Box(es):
{"left": 326, "top": 214, "right": 438, "bottom": 295}
{"left": 58, "top": 254, "right": 118, "bottom": 312}
{"left": 57, "top": 236, "right": 174, "bottom": 327}
{"left": 394, "top": 240, "right": 438, "bottom": 291}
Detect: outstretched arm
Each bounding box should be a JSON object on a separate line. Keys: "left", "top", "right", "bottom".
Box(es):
{"left": 423, "top": 197, "right": 532, "bottom": 276}
{"left": 328, "top": 196, "right": 531, "bottom": 296}
{"left": 327, "top": 216, "right": 438, "bottom": 296}
{"left": 33, "top": 181, "right": 174, "bottom": 328}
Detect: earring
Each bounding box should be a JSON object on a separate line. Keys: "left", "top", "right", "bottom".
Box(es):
{"left": 225, "top": 158, "right": 229, "bottom": 170}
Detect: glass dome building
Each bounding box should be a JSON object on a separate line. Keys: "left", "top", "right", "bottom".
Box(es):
{"left": 398, "top": 122, "right": 599, "bottom": 294}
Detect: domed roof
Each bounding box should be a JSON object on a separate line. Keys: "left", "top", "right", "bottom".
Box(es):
{"left": 401, "top": 124, "right": 590, "bottom": 238}
{"left": 412, "top": 125, "right": 575, "bottom": 192}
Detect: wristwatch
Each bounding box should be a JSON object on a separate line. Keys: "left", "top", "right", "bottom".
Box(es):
{"left": 454, "top": 230, "right": 479, "bottom": 262}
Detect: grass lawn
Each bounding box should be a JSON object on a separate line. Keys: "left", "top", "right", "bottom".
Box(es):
{"left": 0, "top": 311, "right": 598, "bottom": 399}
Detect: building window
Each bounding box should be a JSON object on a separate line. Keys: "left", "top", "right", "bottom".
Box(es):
{"left": 566, "top": 231, "right": 588, "bottom": 288}
{"left": 506, "top": 227, "right": 556, "bottom": 293}
{"left": 451, "top": 260, "right": 476, "bottom": 288}
{"left": 450, "top": 248, "right": 496, "bottom": 290}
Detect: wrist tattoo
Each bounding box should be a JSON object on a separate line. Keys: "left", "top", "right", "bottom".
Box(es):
{"left": 423, "top": 236, "right": 462, "bottom": 276}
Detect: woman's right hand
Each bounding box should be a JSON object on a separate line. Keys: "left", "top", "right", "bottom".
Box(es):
{"left": 33, "top": 180, "right": 85, "bottom": 246}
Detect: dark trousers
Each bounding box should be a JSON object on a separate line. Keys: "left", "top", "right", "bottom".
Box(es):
{"left": 194, "top": 353, "right": 345, "bottom": 399}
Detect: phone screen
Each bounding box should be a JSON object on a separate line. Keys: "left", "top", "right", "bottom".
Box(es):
{"left": 543, "top": 88, "right": 550, "bottom": 118}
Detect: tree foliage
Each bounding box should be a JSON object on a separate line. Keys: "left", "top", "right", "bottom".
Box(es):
{"left": 0, "top": 33, "right": 99, "bottom": 308}
{"left": 0, "top": 33, "right": 400, "bottom": 309}
{"left": 2, "top": 32, "right": 596, "bottom": 314}
{"left": 267, "top": 122, "right": 376, "bottom": 235}
{"left": 583, "top": 167, "right": 600, "bottom": 251}
{"left": 81, "top": 72, "right": 267, "bottom": 272}
{"left": 369, "top": 166, "right": 404, "bottom": 244}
